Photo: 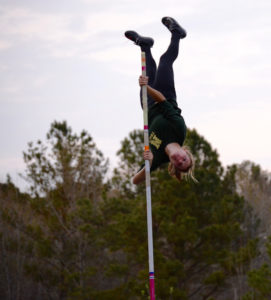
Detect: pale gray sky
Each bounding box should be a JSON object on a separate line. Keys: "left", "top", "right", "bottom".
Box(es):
{"left": 0, "top": 0, "right": 270, "bottom": 190}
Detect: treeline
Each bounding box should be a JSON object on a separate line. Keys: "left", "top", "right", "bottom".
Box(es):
{"left": 0, "top": 121, "right": 271, "bottom": 300}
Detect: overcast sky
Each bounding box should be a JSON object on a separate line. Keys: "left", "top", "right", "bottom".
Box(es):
{"left": 0, "top": 0, "right": 270, "bottom": 190}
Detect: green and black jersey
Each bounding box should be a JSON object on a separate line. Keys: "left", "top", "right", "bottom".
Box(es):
{"left": 147, "top": 98, "right": 186, "bottom": 172}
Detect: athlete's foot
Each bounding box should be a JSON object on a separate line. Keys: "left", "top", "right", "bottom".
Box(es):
{"left": 161, "top": 17, "right": 187, "bottom": 38}
{"left": 124, "top": 31, "right": 154, "bottom": 48}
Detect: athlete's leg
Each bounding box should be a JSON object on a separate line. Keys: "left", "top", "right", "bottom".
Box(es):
{"left": 140, "top": 45, "right": 157, "bottom": 108}
{"left": 124, "top": 30, "right": 157, "bottom": 108}
{"left": 153, "top": 33, "right": 181, "bottom": 100}
{"left": 153, "top": 17, "right": 186, "bottom": 100}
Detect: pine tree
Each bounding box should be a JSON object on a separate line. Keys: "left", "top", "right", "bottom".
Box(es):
{"left": 0, "top": 177, "right": 37, "bottom": 300}
{"left": 1, "top": 121, "right": 109, "bottom": 299}
{"left": 0, "top": 124, "right": 264, "bottom": 299}
{"left": 103, "top": 128, "right": 258, "bottom": 299}
{"left": 243, "top": 238, "right": 271, "bottom": 300}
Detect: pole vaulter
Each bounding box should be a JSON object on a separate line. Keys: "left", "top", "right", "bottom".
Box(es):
{"left": 124, "top": 16, "right": 197, "bottom": 299}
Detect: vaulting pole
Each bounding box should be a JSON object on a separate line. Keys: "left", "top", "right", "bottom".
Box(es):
{"left": 141, "top": 51, "right": 155, "bottom": 300}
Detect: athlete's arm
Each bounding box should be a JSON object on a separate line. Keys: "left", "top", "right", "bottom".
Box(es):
{"left": 132, "top": 150, "right": 153, "bottom": 185}
{"left": 139, "top": 75, "right": 166, "bottom": 103}
{"left": 133, "top": 167, "right": 146, "bottom": 184}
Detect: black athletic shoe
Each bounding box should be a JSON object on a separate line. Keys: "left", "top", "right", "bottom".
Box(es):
{"left": 161, "top": 17, "right": 187, "bottom": 38}
{"left": 124, "top": 30, "right": 154, "bottom": 48}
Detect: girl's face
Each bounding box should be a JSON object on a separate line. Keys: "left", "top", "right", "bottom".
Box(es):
{"left": 171, "top": 149, "right": 191, "bottom": 172}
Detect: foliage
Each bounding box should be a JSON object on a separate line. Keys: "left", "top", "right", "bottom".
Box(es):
{"left": 243, "top": 238, "right": 271, "bottom": 300}
{"left": 104, "top": 128, "right": 258, "bottom": 299}
{"left": 234, "top": 161, "right": 271, "bottom": 234}
{"left": 0, "top": 123, "right": 268, "bottom": 299}
{"left": 0, "top": 121, "right": 109, "bottom": 299}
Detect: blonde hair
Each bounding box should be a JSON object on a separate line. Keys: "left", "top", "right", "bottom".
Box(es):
{"left": 168, "top": 145, "right": 198, "bottom": 183}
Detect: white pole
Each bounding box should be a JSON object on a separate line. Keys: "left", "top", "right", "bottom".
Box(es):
{"left": 141, "top": 51, "right": 155, "bottom": 300}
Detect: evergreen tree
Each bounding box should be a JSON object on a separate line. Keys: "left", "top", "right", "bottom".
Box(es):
{"left": 0, "top": 177, "right": 37, "bottom": 300}
{"left": 103, "top": 128, "right": 258, "bottom": 299}
{"left": 1, "top": 121, "right": 109, "bottom": 299}
{"left": 243, "top": 237, "right": 271, "bottom": 300}
{"left": 0, "top": 124, "right": 264, "bottom": 300}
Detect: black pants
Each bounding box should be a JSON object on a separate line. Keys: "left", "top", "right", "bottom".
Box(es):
{"left": 141, "top": 33, "right": 181, "bottom": 108}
